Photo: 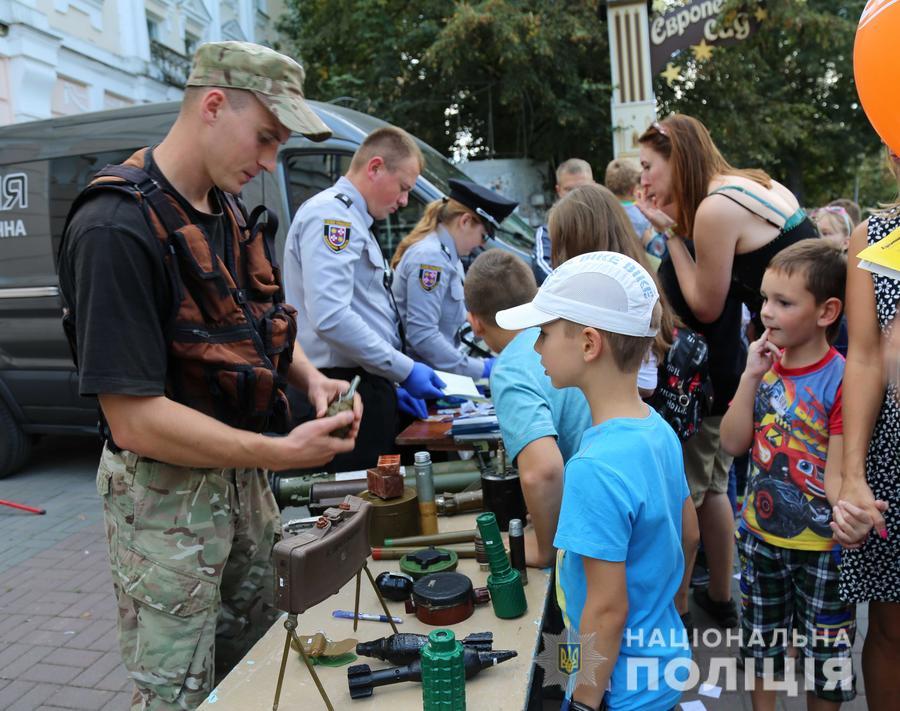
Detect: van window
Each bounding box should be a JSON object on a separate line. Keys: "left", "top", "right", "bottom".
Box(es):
{"left": 282, "top": 150, "right": 427, "bottom": 259}
{"left": 49, "top": 150, "right": 136, "bottom": 265}
{"left": 0, "top": 160, "right": 54, "bottom": 285}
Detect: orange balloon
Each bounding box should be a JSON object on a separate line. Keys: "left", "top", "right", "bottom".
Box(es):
{"left": 855, "top": 0, "right": 900, "bottom": 154}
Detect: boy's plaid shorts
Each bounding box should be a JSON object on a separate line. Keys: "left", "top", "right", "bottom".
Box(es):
{"left": 736, "top": 528, "right": 856, "bottom": 702}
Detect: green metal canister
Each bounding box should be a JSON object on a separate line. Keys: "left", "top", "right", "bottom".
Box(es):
{"left": 475, "top": 512, "right": 527, "bottom": 619}
{"left": 420, "top": 629, "right": 466, "bottom": 711}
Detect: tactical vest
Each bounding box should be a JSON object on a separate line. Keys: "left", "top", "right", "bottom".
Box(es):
{"left": 61, "top": 148, "right": 297, "bottom": 434}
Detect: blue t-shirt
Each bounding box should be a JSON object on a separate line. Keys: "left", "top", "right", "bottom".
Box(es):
{"left": 554, "top": 407, "right": 690, "bottom": 711}
{"left": 491, "top": 328, "right": 592, "bottom": 463}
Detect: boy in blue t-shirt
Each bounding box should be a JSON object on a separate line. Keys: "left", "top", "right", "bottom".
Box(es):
{"left": 497, "top": 251, "right": 692, "bottom": 711}
{"left": 720, "top": 239, "right": 856, "bottom": 708}
{"left": 464, "top": 249, "right": 592, "bottom": 569}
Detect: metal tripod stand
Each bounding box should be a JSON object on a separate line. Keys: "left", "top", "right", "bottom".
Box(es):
{"left": 272, "top": 561, "right": 399, "bottom": 711}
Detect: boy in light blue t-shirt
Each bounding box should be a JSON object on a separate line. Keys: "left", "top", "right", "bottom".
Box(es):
{"left": 497, "top": 251, "right": 695, "bottom": 711}
{"left": 465, "top": 249, "right": 592, "bottom": 569}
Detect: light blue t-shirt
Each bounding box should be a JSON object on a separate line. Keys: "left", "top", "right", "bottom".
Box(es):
{"left": 622, "top": 201, "right": 651, "bottom": 240}
{"left": 554, "top": 407, "right": 690, "bottom": 711}
{"left": 490, "top": 328, "right": 591, "bottom": 463}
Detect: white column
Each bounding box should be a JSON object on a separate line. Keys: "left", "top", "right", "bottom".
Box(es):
{"left": 238, "top": 0, "right": 254, "bottom": 42}
{"left": 205, "top": 0, "right": 220, "bottom": 41}
{"left": 606, "top": 0, "right": 657, "bottom": 158}
{"left": 117, "top": 0, "right": 151, "bottom": 61}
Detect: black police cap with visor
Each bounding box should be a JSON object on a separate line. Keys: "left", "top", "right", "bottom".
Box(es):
{"left": 447, "top": 178, "right": 518, "bottom": 237}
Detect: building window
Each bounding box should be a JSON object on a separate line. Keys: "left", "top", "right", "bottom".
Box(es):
{"left": 185, "top": 32, "right": 200, "bottom": 57}
{"left": 146, "top": 14, "right": 161, "bottom": 42}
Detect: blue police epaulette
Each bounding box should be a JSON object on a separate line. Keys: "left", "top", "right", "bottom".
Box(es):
{"left": 334, "top": 193, "right": 354, "bottom": 208}
{"left": 439, "top": 242, "right": 451, "bottom": 259}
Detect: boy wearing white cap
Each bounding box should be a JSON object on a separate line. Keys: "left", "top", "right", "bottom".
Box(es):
{"left": 497, "top": 251, "right": 691, "bottom": 711}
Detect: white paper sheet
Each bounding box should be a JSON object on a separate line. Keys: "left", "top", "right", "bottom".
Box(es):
{"left": 698, "top": 683, "right": 722, "bottom": 698}
{"left": 435, "top": 370, "right": 487, "bottom": 401}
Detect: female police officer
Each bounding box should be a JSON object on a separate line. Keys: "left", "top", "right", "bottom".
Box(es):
{"left": 391, "top": 179, "right": 517, "bottom": 381}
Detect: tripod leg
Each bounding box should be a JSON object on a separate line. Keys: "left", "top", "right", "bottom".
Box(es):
{"left": 292, "top": 629, "right": 335, "bottom": 711}
{"left": 353, "top": 570, "right": 362, "bottom": 633}
{"left": 272, "top": 623, "right": 293, "bottom": 711}
{"left": 363, "top": 562, "right": 399, "bottom": 634}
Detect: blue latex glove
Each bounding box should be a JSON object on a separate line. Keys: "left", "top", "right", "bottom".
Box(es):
{"left": 481, "top": 357, "right": 496, "bottom": 380}
{"left": 396, "top": 386, "right": 428, "bottom": 420}
{"left": 401, "top": 362, "right": 446, "bottom": 400}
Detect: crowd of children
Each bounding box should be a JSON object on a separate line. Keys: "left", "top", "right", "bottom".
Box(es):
{"left": 444, "top": 116, "right": 898, "bottom": 710}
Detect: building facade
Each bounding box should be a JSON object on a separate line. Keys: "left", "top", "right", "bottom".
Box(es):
{"left": 0, "top": 0, "right": 285, "bottom": 125}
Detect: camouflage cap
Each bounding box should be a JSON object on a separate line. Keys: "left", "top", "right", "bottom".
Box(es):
{"left": 186, "top": 41, "right": 331, "bottom": 142}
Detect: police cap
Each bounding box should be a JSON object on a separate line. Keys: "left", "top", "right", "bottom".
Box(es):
{"left": 448, "top": 178, "right": 518, "bottom": 236}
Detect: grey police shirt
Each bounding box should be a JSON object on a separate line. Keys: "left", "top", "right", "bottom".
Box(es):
{"left": 392, "top": 225, "right": 485, "bottom": 380}
{"left": 283, "top": 176, "right": 414, "bottom": 383}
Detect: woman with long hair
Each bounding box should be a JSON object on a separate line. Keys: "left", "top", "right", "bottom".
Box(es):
{"left": 391, "top": 179, "right": 516, "bottom": 381}
{"left": 635, "top": 114, "right": 818, "bottom": 629}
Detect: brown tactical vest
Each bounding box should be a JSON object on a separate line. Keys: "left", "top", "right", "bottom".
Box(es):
{"left": 62, "top": 148, "right": 297, "bottom": 434}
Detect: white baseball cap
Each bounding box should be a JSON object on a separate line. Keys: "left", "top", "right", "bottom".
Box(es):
{"left": 495, "top": 251, "right": 660, "bottom": 337}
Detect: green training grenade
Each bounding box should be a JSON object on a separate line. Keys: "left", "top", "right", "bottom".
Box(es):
{"left": 475, "top": 512, "right": 527, "bottom": 619}
{"left": 421, "top": 629, "right": 466, "bottom": 711}
{"left": 326, "top": 375, "right": 361, "bottom": 438}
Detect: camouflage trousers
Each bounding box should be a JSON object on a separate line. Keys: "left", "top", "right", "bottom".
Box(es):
{"left": 96, "top": 444, "right": 282, "bottom": 710}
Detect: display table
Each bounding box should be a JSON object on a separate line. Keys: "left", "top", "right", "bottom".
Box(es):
{"left": 395, "top": 419, "right": 501, "bottom": 452}
{"left": 199, "top": 514, "right": 550, "bottom": 711}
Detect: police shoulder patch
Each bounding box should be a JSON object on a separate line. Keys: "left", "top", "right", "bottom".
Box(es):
{"left": 323, "top": 219, "right": 351, "bottom": 252}
{"left": 418, "top": 264, "right": 442, "bottom": 292}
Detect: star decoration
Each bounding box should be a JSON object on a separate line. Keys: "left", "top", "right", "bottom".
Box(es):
{"left": 691, "top": 39, "right": 714, "bottom": 62}
{"left": 652, "top": 0, "right": 669, "bottom": 15}
{"left": 755, "top": 7, "right": 768, "bottom": 22}
{"left": 661, "top": 62, "right": 683, "bottom": 86}
{"left": 534, "top": 628, "right": 607, "bottom": 692}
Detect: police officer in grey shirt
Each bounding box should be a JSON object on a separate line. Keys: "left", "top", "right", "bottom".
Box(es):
{"left": 391, "top": 179, "right": 517, "bottom": 380}
{"left": 283, "top": 126, "right": 445, "bottom": 470}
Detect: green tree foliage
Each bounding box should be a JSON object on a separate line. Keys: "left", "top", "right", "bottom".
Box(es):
{"left": 654, "top": 0, "right": 894, "bottom": 209}
{"left": 277, "top": 1, "right": 612, "bottom": 166}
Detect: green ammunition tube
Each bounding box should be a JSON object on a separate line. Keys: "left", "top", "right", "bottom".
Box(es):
{"left": 475, "top": 512, "right": 527, "bottom": 619}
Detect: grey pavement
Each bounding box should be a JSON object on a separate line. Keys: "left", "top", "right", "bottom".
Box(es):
{"left": 2, "top": 436, "right": 869, "bottom": 710}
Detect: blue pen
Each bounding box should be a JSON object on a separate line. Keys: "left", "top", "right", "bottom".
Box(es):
{"left": 332, "top": 609, "right": 403, "bottom": 624}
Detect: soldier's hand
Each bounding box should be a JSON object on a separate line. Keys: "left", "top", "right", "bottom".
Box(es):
{"left": 273, "top": 412, "right": 357, "bottom": 471}
{"left": 307, "top": 373, "right": 351, "bottom": 417}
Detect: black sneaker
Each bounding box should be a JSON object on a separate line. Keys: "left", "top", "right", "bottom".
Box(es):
{"left": 693, "top": 587, "right": 738, "bottom": 628}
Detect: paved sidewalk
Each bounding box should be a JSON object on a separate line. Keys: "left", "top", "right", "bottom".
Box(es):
{"left": 0, "top": 436, "right": 131, "bottom": 711}
{"left": 2, "top": 436, "right": 871, "bottom": 710}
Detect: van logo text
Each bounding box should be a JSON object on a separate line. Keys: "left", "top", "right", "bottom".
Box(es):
{"left": 1, "top": 173, "right": 28, "bottom": 211}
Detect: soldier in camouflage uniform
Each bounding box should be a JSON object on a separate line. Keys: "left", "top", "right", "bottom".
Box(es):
{"left": 58, "top": 42, "right": 362, "bottom": 710}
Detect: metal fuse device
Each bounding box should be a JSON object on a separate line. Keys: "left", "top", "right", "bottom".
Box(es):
{"left": 476, "top": 512, "right": 527, "bottom": 619}
{"left": 326, "top": 375, "right": 361, "bottom": 438}
{"left": 508, "top": 518, "right": 528, "bottom": 585}
{"left": 414, "top": 451, "right": 439, "bottom": 535}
